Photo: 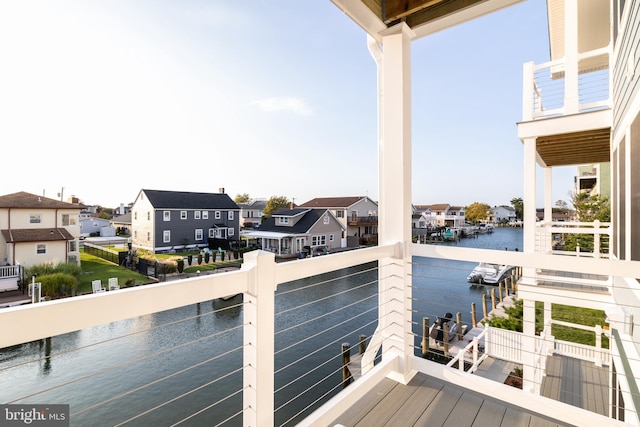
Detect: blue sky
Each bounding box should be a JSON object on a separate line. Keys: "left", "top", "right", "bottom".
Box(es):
{"left": 0, "top": 0, "right": 574, "bottom": 209}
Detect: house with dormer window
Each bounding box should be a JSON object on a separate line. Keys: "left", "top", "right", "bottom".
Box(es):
{"left": 246, "top": 208, "right": 344, "bottom": 257}
{"left": 131, "top": 189, "right": 240, "bottom": 253}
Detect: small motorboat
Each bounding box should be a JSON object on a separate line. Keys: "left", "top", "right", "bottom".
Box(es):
{"left": 467, "top": 262, "right": 515, "bottom": 285}
{"left": 428, "top": 312, "right": 458, "bottom": 343}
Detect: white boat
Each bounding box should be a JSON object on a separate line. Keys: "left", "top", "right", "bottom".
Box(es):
{"left": 467, "top": 262, "right": 514, "bottom": 285}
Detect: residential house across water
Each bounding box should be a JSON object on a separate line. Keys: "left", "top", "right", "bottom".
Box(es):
{"left": 299, "top": 196, "right": 378, "bottom": 246}
{"left": 130, "top": 189, "right": 240, "bottom": 253}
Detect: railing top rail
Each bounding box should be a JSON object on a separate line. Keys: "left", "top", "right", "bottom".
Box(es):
{"left": 0, "top": 268, "right": 250, "bottom": 348}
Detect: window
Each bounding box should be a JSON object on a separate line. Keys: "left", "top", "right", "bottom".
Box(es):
{"left": 36, "top": 244, "right": 46, "bottom": 254}
{"left": 202, "top": 211, "right": 208, "bottom": 219}
{"left": 195, "top": 229, "right": 203, "bottom": 240}
{"left": 208, "top": 229, "right": 215, "bottom": 238}
{"left": 147, "top": 232, "right": 151, "bottom": 241}
{"left": 69, "top": 241, "right": 77, "bottom": 252}
{"left": 181, "top": 211, "right": 187, "bottom": 219}
{"left": 62, "top": 214, "right": 77, "bottom": 226}
{"left": 164, "top": 211, "right": 170, "bottom": 221}
{"left": 147, "top": 212, "right": 150, "bottom": 220}
{"left": 278, "top": 217, "right": 289, "bottom": 224}
{"left": 195, "top": 211, "right": 201, "bottom": 219}
{"left": 228, "top": 228, "right": 234, "bottom": 237}
{"left": 312, "top": 235, "right": 326, "bottom": 246}
{"left": 329, "top": 234, "right": 334, "bottom": 242}
{"left": 134, "top": 231, "right": 138, "bottom": 238}
{"left": 30, "top": 214, "right": 41, "bottom": 224}
{"left": 336, "top": 210, "right": 344, "bottom": 218}
{"left": 134, "top": 212, "right": 138, "bottom": 220}
{"left": 323, "top": 215, "right": 330, "bottom": 224}
{"left": 215, "top": 211, "right": 221, "bottom": 220}
{"left": 163, "top": 230, "right": 170, "bottom": 243}
{"left": 228, "top": 211, "right": 234, "bottom": 220}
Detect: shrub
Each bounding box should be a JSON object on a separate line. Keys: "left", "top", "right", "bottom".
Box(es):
{"left": 197, "top": 254, "right": 203, "bottom": 265}
{"left": 187, "top": 255, "right": 193, "bottom": 266}
{"left": 177, "top": 259, "right": 184, "bottom": 273}
{"left": 204, "top": 252, "right": 210, "bottom": 264}
{"left": 39, "top": 273, "right": 78, "bottom": 299}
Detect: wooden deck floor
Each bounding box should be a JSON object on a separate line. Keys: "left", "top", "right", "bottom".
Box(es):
{"left": 541, "top": 355, "right": 609, "bottom": 416}
{"left": 329, "top": 372, "right": 572, "bottom": 427}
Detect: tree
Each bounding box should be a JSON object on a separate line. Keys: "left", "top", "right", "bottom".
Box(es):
{"left": 465, "top": 202, "right": 491, "bottom": 224}
{"left": 263, "top": 196, "right": 291, "bottom": 218}
{"left": 234, "top": 193, "right": 251, "bottom": 204}
{"left": 564, "top": 192, "right": 610, "bottom": 253}
{"left": 555, "top": 199, "right": 568, "bottom": 212}
{"left": 510, "top": 197, "right": 523, "bottom": 220}
{"left": 571, "top": 192, "right": 610, "bottom": 222}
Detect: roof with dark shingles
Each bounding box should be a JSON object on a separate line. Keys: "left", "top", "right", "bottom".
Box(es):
{"left": 1, "top": 228, "right": 74, "bottom": 243}
{"left": 299, "top": 196, "right": 369, "bottom": 208}
{"left": 414, "top": 204, "right": 449, "bottom": 211}
{"left": 141, "top": 189, "right": 239, "bottom": 210}
{"left": 0, "top": 192, "right": 81, "bottom": 209}
{"left": 111, "top": 212, "right": 132, "bottom": 223}
{"left": 257, "top": 209, "right": 328, "bottom": 234}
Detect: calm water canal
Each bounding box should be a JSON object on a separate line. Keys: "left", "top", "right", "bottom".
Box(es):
{"left": 0, "top": 227, "right": 521, "bottom": 426}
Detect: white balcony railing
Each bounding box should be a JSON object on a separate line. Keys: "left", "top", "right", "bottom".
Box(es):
{"left": 523, "top": 47, "right": 611, "bottom": 121}
{"left": 535, "top": 220, "right": 611, "bottom": 259}
{"left": 1, "top": 244, "right": 640, "bottom": 426}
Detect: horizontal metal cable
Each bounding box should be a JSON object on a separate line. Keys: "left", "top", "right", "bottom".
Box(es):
{"left": 276, "top": 277, "right": 380, "bottom": 319}
{"left": 9, "top": 323, "right": 245, "bottom": 404}
{"left": 276, "top": 289, "right": 377, "bottom": 338}
{"left": 0, "top": 300, "right": 245, "bottom": 373}
{"left": 115, "top": 367, "right": 245, "bottom": 427}
{"left": 275, "top": 317, "right": 379, "bottom": 392}
{"left": 277, "top": 333, "right": 392, "bottom": 427}
{"left": 170, "top": 386, "right": 245, "bottom": 427}
{"left": 71, "top": 344, "right": 247, "bottom": 417}
{"left": 276, "top": 264, "right": 379, "bottom": 298}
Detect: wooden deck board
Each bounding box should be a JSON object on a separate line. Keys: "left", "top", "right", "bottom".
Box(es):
{"left": 330, "top": 372, "right": 575, "bottom": 427}
{"left": 471, "top": 400, "right": 506, "bottom": 427}
{"left": 442, "top": 391, "right": 483, "bottom": 427}
{"left": 383, "top": 376, "right": 444, "bottom": 425}
{"left": 540, "top": 355, "right": 609, "bottom": 416}
{"left": 354, "top": 373, "right": 429, "bottom": 426}
{"left": 332, "top": 377, "right": 399, "bottom": 426}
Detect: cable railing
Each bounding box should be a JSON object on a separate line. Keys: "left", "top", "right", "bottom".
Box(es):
{"left": 523, "top": 46, "right": 611, "bottom": 121}
{"left": 0, "top": 300, "right": 247, "bottom": 426}
{"left": 408, "top": 243, "right": 640, "bottom": 424}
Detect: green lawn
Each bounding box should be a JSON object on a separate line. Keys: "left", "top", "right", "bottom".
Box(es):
{"left": 79, "top": 252, "right": 148, "bottom": 294}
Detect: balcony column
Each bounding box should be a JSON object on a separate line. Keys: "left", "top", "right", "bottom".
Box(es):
{"left": 375, "top": 22, "right": 415, "bottom": 382}
{"left": 522, "top": 298, "right": 537, "bottom": 393}
{"left": 544, "top": 168, "right": 552, "bottom": 222}
{"left": 242, "top": 250, "right": 276, "bottom": 427}
{"left": 564, "top": 0, "right": 579, "bottom": 113}
{"left": 522, "top": 137, "right": 536, "bottom": 284}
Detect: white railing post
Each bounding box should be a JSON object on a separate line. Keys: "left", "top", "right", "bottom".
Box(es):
{"left": 242, "top": 250, "right": 276, "bottom": 427}
{"left": 594, "top": 220, "right": 601, "bottom": 259}
{"left": 595, "top": 325, "right": 603, "bottom": 367}
{"left": 522, "top": 61, "right": 535, "bottom": 120}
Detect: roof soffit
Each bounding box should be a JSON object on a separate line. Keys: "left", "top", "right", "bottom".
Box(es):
{"left": 332, "top": 0, "right": 524, "bottom": 41}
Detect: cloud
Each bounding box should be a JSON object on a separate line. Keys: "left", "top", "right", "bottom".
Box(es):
{"left": 250, "top": 97, "right": 313, "bottom": 116}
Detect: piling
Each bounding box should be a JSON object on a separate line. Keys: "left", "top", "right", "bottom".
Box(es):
{"left": 456, "top": 312, "right": 463, "bottom": 341}
{"left": 358, "top": 335, "right": 367, "bottom": 354}
{"left": 498, "top": 282, "right": 504, "bottom": 303}
{"left": 471, "top": 303, "right": 477, "bottom": 328}
{"left": 491, "top": 288, "right": 496, "bottom": 310}
{"left": 341, "top": 343, "right": 351, "bottom": 387}
{"left": 443, "top": 323, "right": 450, "bottom": 355}
{"left": 482, "top": 294, "right": 488, "bottom": 320}
{"left": 421, "top": 317, "right": 430, "bottom": 358}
